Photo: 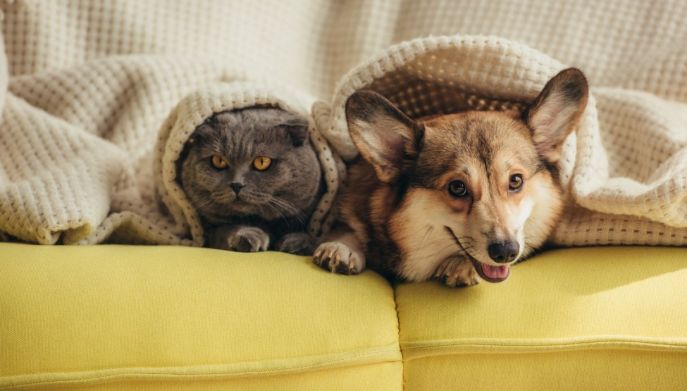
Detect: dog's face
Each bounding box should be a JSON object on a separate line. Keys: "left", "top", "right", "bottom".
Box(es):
{"left": 346, "top": 68, "right": 588, "bottom": 283}
{"left": 404, "top": 111, "right": 577, "bottom": 282}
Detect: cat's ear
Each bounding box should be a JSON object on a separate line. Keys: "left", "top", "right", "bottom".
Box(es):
{"left": 346, "top": 90, "right": 422, "bottom": 183}
{"left": 280, "top": 116, "right": 310, "bottom": 147}
{"left": 188, "top": 119, "right": 217, "bottom": 145}
{"left": 523, "top": 68, "right": 588, "bottom": 163}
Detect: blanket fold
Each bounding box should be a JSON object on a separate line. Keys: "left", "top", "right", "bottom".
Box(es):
{"left": 1, "top": 1, "right": 686, "bottom": 247}
{"left": 0, "top": 54, "right": 341, "bottom": 245}
{"left": 319, "top": 35, "right": 687, "bottom": 246}
{"left": 153, "top": 81, "right": 341, "bottom": 246}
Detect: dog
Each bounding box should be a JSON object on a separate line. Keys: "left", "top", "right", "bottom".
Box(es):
{"left": 313, "top": 68, "right": 588, "bottom": 287}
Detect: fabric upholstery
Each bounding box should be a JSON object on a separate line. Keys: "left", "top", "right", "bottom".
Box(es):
{"left": 0, "top": 244, "right": 402, "bottom": 390}
{"left": 396, "top": 247, "right": 687, "bottom": 390}
{"left": 2, "top": 245, "right": 686, "bottom": 389}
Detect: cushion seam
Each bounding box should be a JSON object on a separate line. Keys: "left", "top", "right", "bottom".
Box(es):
{"left": 0, "top": 343, "right": 402, "bottom": 389}
{"left": 401, "top": 336, "right": 687, "bottom": 360}
{"left": 392, "top": 283, "right": 406, "bottom": 391}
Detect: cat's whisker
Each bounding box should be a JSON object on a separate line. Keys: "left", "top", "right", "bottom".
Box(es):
{"left": 270, "top": 196, "right": 300, "bottom": 214}
{"left": 195, "top": 195, "right": 216, "bottom": 210}
{"left": 211, "top": 192, "right": 235, "bottom": 203}
{"left": 267, "top": 198, "right": 290, "bottom": 216}
{"left": 265, "top": 199, "right": 300, "bottom": 225}
{"left": 269, "top": 197, "right": 304, "bottom": 223}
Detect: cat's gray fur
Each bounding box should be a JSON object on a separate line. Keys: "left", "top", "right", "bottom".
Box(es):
{"left": 178, "top": 107, "right": 323, "bottom": 254}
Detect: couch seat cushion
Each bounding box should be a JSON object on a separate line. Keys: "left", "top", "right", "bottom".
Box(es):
{"left": 0, "top": 244, "right": 401, "bottom": 390}
{"left": 395, "top": 247, "right": 687, "bottom": 390}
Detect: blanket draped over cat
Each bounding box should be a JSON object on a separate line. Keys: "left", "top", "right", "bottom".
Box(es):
{"left": 1, "top": 1, "right": 686, "bottom": 246}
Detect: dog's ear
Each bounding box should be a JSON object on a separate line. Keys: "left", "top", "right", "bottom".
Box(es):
{"left": 524, "top": 68, "right": 588, "bottom": 163}
{"left": 346, "top": 90, "right": 423, "bottom": 183}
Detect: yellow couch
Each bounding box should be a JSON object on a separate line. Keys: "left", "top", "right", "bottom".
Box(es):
{"left": 1, "top": 244, "right": 686, "bottom": 390}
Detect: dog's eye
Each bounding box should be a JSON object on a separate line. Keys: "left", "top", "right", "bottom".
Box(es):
{"left": 509, "top": 174, "right": 524, "bottom": 192}
{"left": 210, "top": 155, "right": 228, "bottom": 169}
{"left": 448, "top": 180, "right": 468, "bottom": 198}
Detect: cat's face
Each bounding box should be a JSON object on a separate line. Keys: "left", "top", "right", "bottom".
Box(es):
{"left": 179, "top": 108, "right": 322, "bottom": 223}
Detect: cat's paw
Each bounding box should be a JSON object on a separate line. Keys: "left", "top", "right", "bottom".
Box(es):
{"left": 313, "top": 242, "right": 365, "bottom": 275}
{"left": 434, "top": 257, "right": 479, "bottom": 287}
{"left": 226, "top": 226, "right": 270, "bottom": 252}
{"left": 275, "top": 232, "right": 314, "bottom": 255}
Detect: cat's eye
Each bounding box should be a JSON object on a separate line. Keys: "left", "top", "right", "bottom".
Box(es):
{"left": 253, "top": 156, "right": 272, "bottom": 171}
{"left": 448, "top": 180, "right": 468, "bottom": 198}
{"left": 211, "top": 155, "right": 228, "bottom": 169}
{"left": 509, "top": 174, "right": 524, "bottom": 192}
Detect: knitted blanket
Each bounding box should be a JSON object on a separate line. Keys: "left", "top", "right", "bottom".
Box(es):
{"left": 1, "top": 0, "right": 686, "bottom": 246}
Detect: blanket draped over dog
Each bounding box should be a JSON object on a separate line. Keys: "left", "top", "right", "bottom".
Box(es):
{"left": 1, "top": 0, "right": 686, "bottom": 247}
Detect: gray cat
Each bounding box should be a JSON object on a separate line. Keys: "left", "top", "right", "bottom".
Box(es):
{"left": 178, "top": 107, "right": 323, "bottom": 254}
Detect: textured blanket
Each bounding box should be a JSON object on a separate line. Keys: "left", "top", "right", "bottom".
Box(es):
{"left": 1, "top": 0, "right": 686, "bottom": 247}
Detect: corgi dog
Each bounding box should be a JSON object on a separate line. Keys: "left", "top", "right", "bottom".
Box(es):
{"left": 313, "top": 68, "right": 588, "bottom": 286}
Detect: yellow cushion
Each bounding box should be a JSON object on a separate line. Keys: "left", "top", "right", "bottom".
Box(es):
{"left": 395, "top": 247, "right": 687, "bottom": 390}
{"left": 0, "top": 244, "right": 402, "bottom": 390}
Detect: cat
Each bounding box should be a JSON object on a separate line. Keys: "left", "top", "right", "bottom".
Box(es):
{"left": 178, "top": 107, "right": 323, "bottom": 255}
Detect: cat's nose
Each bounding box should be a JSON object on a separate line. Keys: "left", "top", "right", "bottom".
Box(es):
{"left": 230, "top": 182, "right": 244, "bottom": 194}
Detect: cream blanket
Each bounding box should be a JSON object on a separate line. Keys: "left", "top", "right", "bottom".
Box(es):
{"left": 1, "top": 0, "right": 686, "bottom": 247}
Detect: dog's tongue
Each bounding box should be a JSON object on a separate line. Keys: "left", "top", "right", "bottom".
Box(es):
{"left": 480, "top": 264, "right": 510, "bottom": 281}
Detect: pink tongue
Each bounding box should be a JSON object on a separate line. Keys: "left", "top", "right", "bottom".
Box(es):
{"left": 481, "top": 264, "right": 510, "bottom": 279}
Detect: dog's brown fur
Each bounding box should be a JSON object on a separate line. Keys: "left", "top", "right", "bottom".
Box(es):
{"left": 314, "top": 69, "right": 588, "bottom": 286}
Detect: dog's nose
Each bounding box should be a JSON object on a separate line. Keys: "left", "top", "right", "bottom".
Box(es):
{"left": 230, "top": 182, "right": 244, "bottom": 194}
{"left": 487, "top": 241, "right": 520, "bottom": 263}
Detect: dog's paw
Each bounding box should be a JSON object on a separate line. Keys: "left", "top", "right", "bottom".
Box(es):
{"left": 434, "top": 257, "right": 479, "bottom": 287}
{"left": 313, "top": 242, "right": 365, "bottom": 275}
{"left": 275, "top": 232, "right": 314, "bottom": 255}
{"left": 226, "top": 226, "right": 270, "bottom": 252}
